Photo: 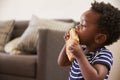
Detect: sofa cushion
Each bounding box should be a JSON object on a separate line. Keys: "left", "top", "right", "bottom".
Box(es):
{"left": 4, "top": 37, "right": 29, "bottom": 55}
{"left": 16, "top": 15, "right": 75, "bottom": 53}
{"left": 0, "top": 20, "right": 15, "bottom": 51}
{"left": 0, "top": 53, "right": 36, "bottom": 78}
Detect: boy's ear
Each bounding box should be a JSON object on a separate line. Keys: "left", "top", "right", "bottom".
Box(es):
{"left": 95, "top": 33, "right": 107, "bottom": 44}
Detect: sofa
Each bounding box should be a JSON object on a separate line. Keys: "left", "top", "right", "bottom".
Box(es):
{"left": 0, "top": 17, "right": 76, "bottom": 80}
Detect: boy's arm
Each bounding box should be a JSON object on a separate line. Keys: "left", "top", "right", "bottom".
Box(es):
{"left": 57, "top": 44, "right": 71, "bottom": 67}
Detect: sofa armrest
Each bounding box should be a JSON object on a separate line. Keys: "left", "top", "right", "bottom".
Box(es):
{"left": 37, "top": 29, "right": 69, "bottom": 80}
{"left": 36, "top": 29, "right": 48, "bottom": 80}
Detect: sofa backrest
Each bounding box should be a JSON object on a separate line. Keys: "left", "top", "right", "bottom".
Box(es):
{"left": 11, "top": 20, "right": 29, "bottom": 40}
{"left": 11, "top": 19, "right": 76, "bottom": 40}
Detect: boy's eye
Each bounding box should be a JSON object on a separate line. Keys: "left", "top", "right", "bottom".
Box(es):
{"left": 80, "top": 20, "right": 86, "bottom": 27}
{"left": 81, "top": 24, "right": 86, "bottom": 27}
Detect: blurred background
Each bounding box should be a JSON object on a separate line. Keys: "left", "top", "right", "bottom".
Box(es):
{"left": 0, "top": 0, "right": 119, "bottom": 21}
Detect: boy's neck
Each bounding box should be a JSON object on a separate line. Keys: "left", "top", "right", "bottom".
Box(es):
{"left": 85, "top": 44, "right": 103, "bottom": 54}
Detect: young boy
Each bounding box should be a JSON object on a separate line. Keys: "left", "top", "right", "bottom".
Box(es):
{"left": 58, "top": 1, "right": 120, "bottom": 80}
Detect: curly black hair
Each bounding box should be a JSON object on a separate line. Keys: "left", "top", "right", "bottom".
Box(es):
{"left": 91, "top": 1, "right": 120, "bottom": 45}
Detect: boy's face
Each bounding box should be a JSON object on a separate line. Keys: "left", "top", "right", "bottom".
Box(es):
{"left": 76, "top": 9, "right": 101, "bottom": 46}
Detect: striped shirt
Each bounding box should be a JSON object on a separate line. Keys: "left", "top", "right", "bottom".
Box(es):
{"left": 69, "top": 46, "right": 113, "bottom": 80}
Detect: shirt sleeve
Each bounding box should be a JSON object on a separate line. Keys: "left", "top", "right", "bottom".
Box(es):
{"left": 92, "top": 50, "right": 113, "bottom": 71}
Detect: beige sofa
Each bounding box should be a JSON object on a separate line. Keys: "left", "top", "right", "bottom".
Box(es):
{"left": 0, "top": 19, "right": 75, "bottom": 80}
{"left": 106, "top": 40, "right": 120, "bottom": 80}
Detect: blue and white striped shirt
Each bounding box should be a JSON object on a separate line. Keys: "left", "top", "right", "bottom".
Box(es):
{"left": 69, "top": 46, "right": 113, "bottom": 80}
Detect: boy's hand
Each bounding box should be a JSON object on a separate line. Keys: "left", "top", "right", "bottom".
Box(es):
{"left": 68, "top": 42, "right": 83, "bottom": 59}
{"left": 64, "top": 30, "right": 70, "bottom": 41}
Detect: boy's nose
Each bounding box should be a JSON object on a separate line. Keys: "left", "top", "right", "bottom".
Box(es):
{"left": 75, "top": 26, "right": 79, "bottom": 33}
{"left": 75, "top": 25, "right": 78, "bottom": 29}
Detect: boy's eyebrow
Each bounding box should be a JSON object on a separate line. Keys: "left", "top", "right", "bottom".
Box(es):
{"left": 80, "top": 17, "right": 98, "bottom": 24}
{"left": 80, "top": 18, "right": 88, "bottom": 23}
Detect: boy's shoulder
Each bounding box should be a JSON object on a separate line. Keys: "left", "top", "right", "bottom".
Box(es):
{"left": 82, "top": 45, "right": 113, "bottom": 57}
{"left": 95, "top": 46, "right": 113, "bottom": 59}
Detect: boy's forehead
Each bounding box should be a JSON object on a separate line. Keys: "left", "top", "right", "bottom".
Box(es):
{"left": 80, "top": 10, "right": 100, "bottom": 24}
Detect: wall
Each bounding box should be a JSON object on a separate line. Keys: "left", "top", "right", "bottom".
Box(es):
{"left": 0, "top": 0, "right": 119, "bottom": 21}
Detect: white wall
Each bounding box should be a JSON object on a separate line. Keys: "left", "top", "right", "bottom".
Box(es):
{"left": 0, "top": 0, "right": 119, "bottom": 21}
